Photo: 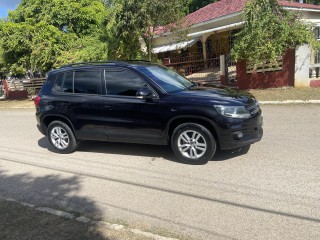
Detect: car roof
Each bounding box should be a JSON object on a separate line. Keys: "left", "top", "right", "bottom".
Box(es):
{"left": 48, "top": 60, "right": 158, "bottom": 75}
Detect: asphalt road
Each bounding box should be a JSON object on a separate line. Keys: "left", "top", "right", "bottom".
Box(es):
{"left": 0, "top": 105, "right": 319, "bottom": 240}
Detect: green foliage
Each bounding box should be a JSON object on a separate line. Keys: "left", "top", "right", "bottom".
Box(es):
{"left": 55, "top": 36, "right": 108, "bottom": 66}
{"left": 0, "top": 0, "right": 190, "bottom": 76}
{"left": 0, "top": 0, "right": 107, "bottom": 77}
{"left": 105, "top": 0, "right": 189, "bottom": 60}
{"left": 232, "top": 0, "right": 320, "bottom": 65}
{"left": 103, "top": 0, "right": 145, "bottom": 60}
{"left": 9, "top": 0, "right": 106, "bottom": 37}
{"left": 188, "top": 0, "right": 218, "bottom": 13}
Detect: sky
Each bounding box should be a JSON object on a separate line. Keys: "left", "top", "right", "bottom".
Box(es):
{"left": 0, "top": 0, "right": 21, "bottom": 18}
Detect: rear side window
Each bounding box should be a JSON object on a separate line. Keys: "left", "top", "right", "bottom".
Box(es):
{"left": 63, "top": 72, "right": 73, "bottom": 93}
{"left": 74, "top": 71, "right": 100, "bottom": 94}
{"left": 105, "top": 69, "right": 146, "bottom": 96}
{"left": 52, "top": 70, "right": 101, "bottom": 94}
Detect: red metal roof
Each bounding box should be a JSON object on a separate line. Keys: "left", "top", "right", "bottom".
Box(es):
{"left": 183, "top": 0, "right": 246, "bottom": 27}
{"left": 155, "top": 0, "right": 320, "bottom": 35}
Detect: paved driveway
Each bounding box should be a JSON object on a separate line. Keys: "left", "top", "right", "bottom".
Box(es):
{"left": 0, "top": 105, "right": 319, "bottom": 240}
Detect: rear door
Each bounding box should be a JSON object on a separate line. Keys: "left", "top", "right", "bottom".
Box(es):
{"left": 51, "top": 69, "right": 105, "bottom": 140}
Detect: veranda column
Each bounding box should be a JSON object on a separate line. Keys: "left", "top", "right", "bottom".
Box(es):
{"left": 201, "top": 34, "right": 210, "bottom": 69}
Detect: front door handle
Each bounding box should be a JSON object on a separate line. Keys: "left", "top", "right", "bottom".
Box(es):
{"left": 104, "top": 105, "right": 115, "bottom": 110}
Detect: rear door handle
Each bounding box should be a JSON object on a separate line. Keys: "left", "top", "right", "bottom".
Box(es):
{"left": 61, "top": 103, "right": 70, "bottom": 107}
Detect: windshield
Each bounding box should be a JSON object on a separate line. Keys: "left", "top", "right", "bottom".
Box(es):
{"left": 139, "top": 65, "right": 194, "bottom": 93}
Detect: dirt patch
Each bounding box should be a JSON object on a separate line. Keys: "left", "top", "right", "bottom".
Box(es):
{"left": 249, "top": 87, "right": 320, "bottom": 101}
{"left": 0, "top": 99, "right": 34, "bottom": 109}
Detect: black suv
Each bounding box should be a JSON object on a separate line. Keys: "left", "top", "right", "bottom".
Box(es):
{"left": 35, "top": 61, "right": 263, "bottom": 164}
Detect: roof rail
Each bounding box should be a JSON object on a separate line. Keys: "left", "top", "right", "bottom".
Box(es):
{"left": 59, "top": 60, "right": 153, "bottom": 69}
{"left": 126, "top": 60, "right": 152, "bottom": 63}
{"left": 60, "top": 61, "right": 127, "bottom": 68}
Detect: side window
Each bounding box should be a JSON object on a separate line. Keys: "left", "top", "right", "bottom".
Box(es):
{"left": 52, "top": 72, "right": 73, "bottom": 93}
{"left": 74, "top": 70, "right": 101, "bottom": 94}
{"left": 63, "top": 72, "right": 73, "bottom": 93}
{"left": 105, "top": 69, "right": 147, "bottom": 96}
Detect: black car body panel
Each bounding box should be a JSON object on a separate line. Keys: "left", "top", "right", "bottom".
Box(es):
{"left": 36, "top": 61, "right": 263, "bottom": 154}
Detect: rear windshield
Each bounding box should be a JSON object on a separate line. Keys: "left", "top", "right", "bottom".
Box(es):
{"left": 137, "top": 65, "right": 193, "bottom": 93}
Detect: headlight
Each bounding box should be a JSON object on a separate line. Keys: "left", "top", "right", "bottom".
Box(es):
{"left": 214, "top": 105, "right": 251, "bottom": 119}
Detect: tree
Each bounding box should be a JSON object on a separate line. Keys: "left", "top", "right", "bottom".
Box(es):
{"left": 105, "top": 0, "right": 189, "bottom": 60}
{"left": 9, "top": 0, "right": 107, "bottom": 37}
{"left": 0, "top": 0, "right": 192, "bottom": 76}
{"left": 232, "top": 0, "right": 320, "bottom": 65}
{"left": 188, "top": 0, "right": 219, "bottom": 13}
{"left": 0, "top": 0, "right": 108, "bottom": 77}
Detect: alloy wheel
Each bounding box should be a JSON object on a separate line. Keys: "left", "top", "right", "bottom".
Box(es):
{"left": 177, "top": 130, "right": 207, "bottom": 159}
{"left": 50, "top": 126, "right": 70, "bottom": 150}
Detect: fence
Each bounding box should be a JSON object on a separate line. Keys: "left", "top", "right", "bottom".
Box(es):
{"left": 246, "top": 59, "right": 283, "bottom": 74}
{"left": 164, "top": 53, "right": 222, "bottom": 84}
{"left": 8, "top": 78, "right": 45, "bottom": 94}
{"left": 1, "top": 78, "right": 45, "bottom": 99}
{"left": 310, "top": 63, "right": 320, "bottom": 78}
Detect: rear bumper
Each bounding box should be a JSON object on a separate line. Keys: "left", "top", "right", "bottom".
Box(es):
{"left": 37, "top": 124, "right": 45, "bottom": 135}
{"left": 36, "top": 110, "right": 45, "bottom": 135}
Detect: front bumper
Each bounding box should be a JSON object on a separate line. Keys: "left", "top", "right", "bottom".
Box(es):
{"left": 217, "top": 113, "right": 263, "bottom": 150}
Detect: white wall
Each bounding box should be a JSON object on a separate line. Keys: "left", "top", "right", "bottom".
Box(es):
{"left": 295, "top": 44, "right": 311, "bottom": 87}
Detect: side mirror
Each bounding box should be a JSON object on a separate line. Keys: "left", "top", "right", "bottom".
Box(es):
{"left": 136, "top": 87, "right": 152, "bottom": 98}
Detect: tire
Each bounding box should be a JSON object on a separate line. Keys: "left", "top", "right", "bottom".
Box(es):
{"left": 171, "top": 123, "right": 216, "bottom": 164}
{"left": 47, "top": 121, "right": 78, "bottom": 154}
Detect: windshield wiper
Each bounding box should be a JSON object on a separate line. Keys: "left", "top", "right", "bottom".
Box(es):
{"left": 185, "top": 82, "right": 198, "bottom": 90}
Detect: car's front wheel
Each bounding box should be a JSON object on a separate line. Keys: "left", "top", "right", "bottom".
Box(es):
{"left": 171, "top": 123, "right": 216, "bottom": 164}
{"left": 47, "top": 121, "right": 78, "bottom": 154}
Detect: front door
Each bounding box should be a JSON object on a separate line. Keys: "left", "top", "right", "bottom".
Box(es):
{"left": 101, "top": 67, "right": 164, "bottom": 145}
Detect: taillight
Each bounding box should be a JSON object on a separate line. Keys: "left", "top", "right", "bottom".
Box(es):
{"left": 34, "top": 95, "right": 41, "bottom": 106}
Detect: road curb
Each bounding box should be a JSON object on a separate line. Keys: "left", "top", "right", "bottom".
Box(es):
{"left": 0, "top": 196, "right": 179, "bottom": 240}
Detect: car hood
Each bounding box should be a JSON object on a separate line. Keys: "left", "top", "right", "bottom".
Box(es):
{"left": 171, "top": 85, "right": 256, "bottom": 106}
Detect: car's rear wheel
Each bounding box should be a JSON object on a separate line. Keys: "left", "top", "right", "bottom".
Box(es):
{"left": 47, "top": 121, "right": 78, "bottom": 154}
{"left": 171, "top": 123, "right": 216, "bottom": 164}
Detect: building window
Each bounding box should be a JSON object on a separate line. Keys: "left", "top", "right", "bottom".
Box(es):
{"left": 196, "top": 41, "right": 203, "bottom": 54}
{"left": 315, "top": 26, "right": 320, "bottom": 40}
{"left": 315, "top": 50, "right": 320, "bottom": 64}
{"left": 296, "top": 0, "right": 320, "bottom": 4}
{"left": 314, "top": 26, "right": 320, "bottom": 63}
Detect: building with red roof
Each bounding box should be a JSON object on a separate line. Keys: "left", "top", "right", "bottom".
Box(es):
{"left": 151, "top": 0, "right": 320, "bottom": 89}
